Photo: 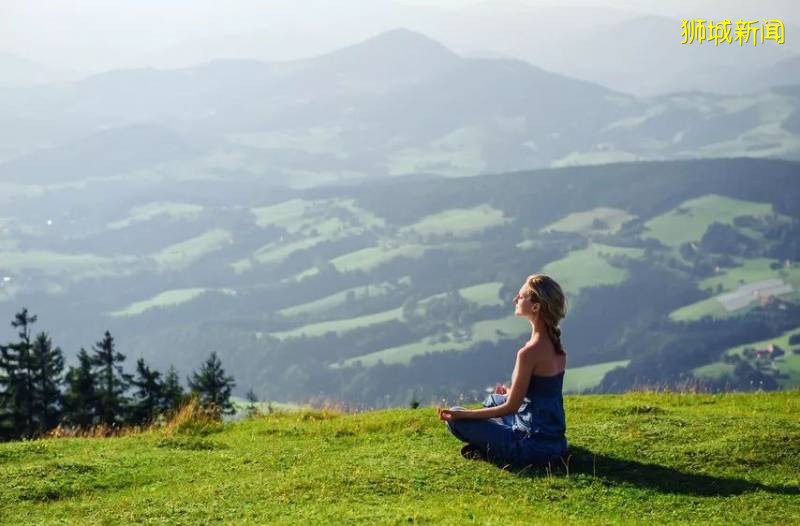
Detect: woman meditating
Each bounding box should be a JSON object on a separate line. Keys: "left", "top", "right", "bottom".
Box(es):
{"left": 437, "top": 273, "right": 568, "bottom": 467}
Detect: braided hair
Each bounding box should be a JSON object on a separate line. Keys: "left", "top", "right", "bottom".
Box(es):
{"left": 526, "top": 273, "right": 567, "bottom": 355}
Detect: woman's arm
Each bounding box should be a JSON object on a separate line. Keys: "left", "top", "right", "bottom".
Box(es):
{"left": 441, "top": 348, "right": 535, "bottom": 421}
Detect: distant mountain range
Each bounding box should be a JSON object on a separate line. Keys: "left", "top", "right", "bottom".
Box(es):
{"left": 2, "top": 29, "right": 800, "bottom": 186}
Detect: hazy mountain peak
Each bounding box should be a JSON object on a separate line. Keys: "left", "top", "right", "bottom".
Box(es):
{"left": 351, "top": 28, "right": 457, "bottom": 57}
{"left": 304, "top": 27, "right": 460, "bottom": 82}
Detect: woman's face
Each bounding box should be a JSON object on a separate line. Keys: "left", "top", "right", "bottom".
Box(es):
{"left": 512, "top": 284, "right": 538, "bottom": 318}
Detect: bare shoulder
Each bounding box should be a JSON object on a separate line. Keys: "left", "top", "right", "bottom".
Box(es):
{"left": 519, "top": 339, "right": 564, "bottom": 372}
{"left": 520, "top": 339, "right": 554, "bottom": 356}
{"left": 517, "top": 341, "right": 544, "bottom": 363}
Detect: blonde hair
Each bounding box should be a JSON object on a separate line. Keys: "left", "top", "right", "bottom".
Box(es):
{"left": 525, "top": 273, "right": 567, "bottom": 355}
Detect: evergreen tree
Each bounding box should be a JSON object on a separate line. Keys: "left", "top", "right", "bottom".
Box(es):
{"left": 245, "top": 388, "right": 259, "bottom": 417}
{"left": 30, "top": 332, "right": 64, "bottom": 433}
{"left": 63, "top": 348, "right": 97, "bottom": 428}
{"left": 130, "top": 358, "right": 163, "bottom": 425}
{"left": 89, "top": 331, "right": 131, "bottom": 427}
{"left": 0, "top": 308, "right": 38, "bottom": 438}
{"left": 188, "top": 352, "right": 235, "bottom": 415}
{"left": 161, "top": 365, "right": 186, "bottom": 413}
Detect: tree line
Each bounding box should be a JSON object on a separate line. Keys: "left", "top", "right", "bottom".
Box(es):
{"left": 0, "top": 308, "right": 236, "bottom": 441}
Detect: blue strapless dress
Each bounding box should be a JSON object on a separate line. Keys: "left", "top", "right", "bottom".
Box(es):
{"left": 511, "top": 371, "right": 568, "bottom": 461}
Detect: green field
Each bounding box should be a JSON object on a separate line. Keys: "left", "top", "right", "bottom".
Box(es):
{"left": 669, "top": 297, "right": 731, "bottom": 322}
{"left": 278, "top": 282, "right": 399, "bottom": 318}
{"left": 250, "top": 199, "right": 314, "bottom": 232}
{"left": 550, "top": 148, "right": 640, "bottom": 168}
{"left": 669, "top": 257, "right": 799, "bottom": 322}
{"left": 700, "top": 257, "right": 800, "bottom": 292}
{"left": 107, "top": 202, "right": 203, "bottom": 230}
{"left": 401, "top": 204, "right": 509, "bottom": 238}
{"left": 269, "top": 307, "right": 405, "bottom": 341}
{"left": 339, "top": 315, "right": 528, "bottom": 367}
{"left": 273, "top": 280, "right": 499, "bottom": 342}
{"left": 150, "top": 229, "right": 232, "bottom": 271}
{"left": 642, "top": 194, "right": 774, "bottom": 248}
{"left": 251, "top": 198, "right": 385, "bottom": 234}
{"left": 2, "top": 392, "right": 798, "bottom": 524}
{"left": 284, "top": 266, "right": 321, "bottom": 283}
{"left": 330, "top": 243, "right": 429, "bottom": 273}
{"left": 563, "top": 360, "right": 631, "bottom": 393}
{"left": 542, "top": 243, "right": 646, "bottom": 297}
{"left": 458, "top": 281, "right": 505, "bottom": 307}
{"left": 0, "top": 250, "right": 124, "bottom": 281}
{"left": 541, "top": 207, "right": 636, "bottom": 235}
{"left": 109, "top": 288, "right": 236, "bottom": 317}
{"left": 693, "top": 327, "right": 800, "bottom": 387}
{"left": 232, "top": 236, "right": 329, "bottom": 274}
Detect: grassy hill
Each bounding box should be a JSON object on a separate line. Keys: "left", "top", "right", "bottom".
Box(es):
{"left": 2, "top": 157, "right": 800, "bottom": 406}
{"left": 2, "top": 392, "right": 798, "bottom": 524}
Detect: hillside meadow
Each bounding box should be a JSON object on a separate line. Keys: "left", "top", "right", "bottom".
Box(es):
{"left": 1, "top": 391, "right": 798, "bottom": 525}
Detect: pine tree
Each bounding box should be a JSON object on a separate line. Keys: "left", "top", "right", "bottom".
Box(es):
{"left": 0, "top": 308, "right": 38, "bottom": 438}
{"left": 161, "top": 365, "right": 185, "bottom": 413}
{"left": 89, "top": 331, "right": 131, "bottom": 427}
{"left": 63, "top": 348, "right": 97, "bottom": 428}
{"left": 245, "top": 388, "right": 259, "bottom": 417}
{"left": 130, "top": 358, "right": 163, "bottom": 425}
{"left": 30, "top": 332, "right": 64, "bottom": 433}
{"left": 188, "top": 352, "right": 235, "bottom": 415}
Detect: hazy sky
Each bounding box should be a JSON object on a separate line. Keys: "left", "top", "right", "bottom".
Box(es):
{"left": 2, "top": 0, "right": 798, "bottom": 75}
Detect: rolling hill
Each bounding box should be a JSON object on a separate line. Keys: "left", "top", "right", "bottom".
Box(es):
{"left": 1, "top": 157, "right": 798, "bottom": 406}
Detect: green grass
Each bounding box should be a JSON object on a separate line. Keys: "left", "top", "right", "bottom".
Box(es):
{"left": 108, "top": 288, "right": 236, "bottom": 317}
{"left": 642, "top": 194, "right": 774, "bottom": 248}
{"left": 278, "top": 282, "right": 399, "bottom": 318}
{"left": 283, "top": 266, "right": 321, "bottom": 283}
{"left": 107, "top": 202, "right": 203, "bottom": 230}
{"left": 339, "top": 315, "right": 528, "bottom": 367}
{"left": 669, "top": 297, "right": 731, "bottom": 322}
{"left": 250, "top": 198, "right": 385, "bottom": 234}
{"left": 232, "top": 236, "right": 328, "bottom": 274}
{"left": 269, "top": 307, "right": 405, "bottom": 341}
{"left": 693, "top": 361, "right": 737, "bottom": 381}
{"left": 0, "top": 251, "right": 115, "bottom": 277}
{"left": 457, "top": 281, "right": 505, "bottom": 307}
{"left": 330, "top": 243, "right": 430, "bottom": 273}
{"left": 250, "top": 199, "right": 313, "bottom": 232}
{"left": 401, "top": 204, "right": 509, "bottom": 238}
{"left": 541, "top": 207, "right": 636, "bottom": 235}
{"left": 2, "top": 392, "right": 798, "bottom": 524}
{"left": 563, "top": 360, "right": 631, "bottom": 393}
{"left": 700, "top": 257, "right": 800, "bottom": 292}
{"left": 550, "top": 148, "right": 640, "bottom": 168}
{"left": 542, "top": 243, "right": 645, "bottom": 297}
{"left": 150, "top": 229, "right": 232, "bottom": 271}
{"left": 273, "top": 280, "right": 497, "bottom": 342}
{"left": 669, "top": 257, "right": 799, "bottom": 322}
{"left": 692, "top": 327, "right": 800, "bottom": 387}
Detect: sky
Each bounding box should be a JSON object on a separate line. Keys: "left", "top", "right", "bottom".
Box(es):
{"left": 1, "top": 0, "right": 798, "bottom": 76}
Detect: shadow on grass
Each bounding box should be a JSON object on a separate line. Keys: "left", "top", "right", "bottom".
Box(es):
{"left": 489, "top": 446, "right": 800, "bottom": 497}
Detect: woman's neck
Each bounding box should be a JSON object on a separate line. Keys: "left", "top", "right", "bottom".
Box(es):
{"left": 527, "top": 317, "right": 548, "bottom": 343}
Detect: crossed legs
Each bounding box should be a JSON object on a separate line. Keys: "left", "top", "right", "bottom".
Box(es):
{"left": 445, "top": 393, "right": 521, "bottom": 463}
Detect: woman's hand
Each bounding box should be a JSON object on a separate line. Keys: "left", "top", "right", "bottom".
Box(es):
{"left": 437, "top": 407, "right": 467, "bottom": 422}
